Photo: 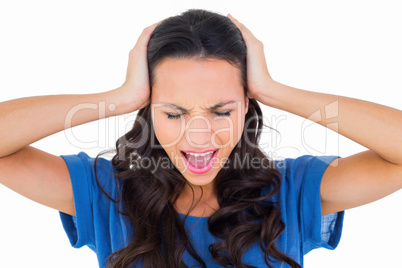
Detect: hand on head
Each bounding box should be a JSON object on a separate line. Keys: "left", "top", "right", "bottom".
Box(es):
{"left": 227, "top": 14, "right": 274, "bottom": 102}
{"left": 118, "top": 20, "right": 163, "bottom": 112}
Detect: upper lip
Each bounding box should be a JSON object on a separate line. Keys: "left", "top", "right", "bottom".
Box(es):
{"left": 181, "top": 149, "right": 217, "bottom": 154}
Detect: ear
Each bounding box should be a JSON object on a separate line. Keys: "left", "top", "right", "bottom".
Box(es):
{"left": 245, "top": 97, "right": 249, "bottom": 114}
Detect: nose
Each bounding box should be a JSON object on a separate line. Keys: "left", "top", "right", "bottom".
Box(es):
{"left": 185, "top": 115, "right": 212, "bottom": 149}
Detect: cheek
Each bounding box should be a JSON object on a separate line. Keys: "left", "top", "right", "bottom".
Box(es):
{"left": 212, "top": 115, "right": 244, "bottom": 148}
{"left": 153, "top": 113, "right": 183, "bottom": 147}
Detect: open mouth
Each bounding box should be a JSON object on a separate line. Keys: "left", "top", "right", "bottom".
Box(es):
{"left": 180, "top": 149, "right": 218, "bottom": 169}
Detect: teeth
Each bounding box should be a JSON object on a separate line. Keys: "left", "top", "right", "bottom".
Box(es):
{"left": 185, "top": 151, "right": 214, "bottom": 157}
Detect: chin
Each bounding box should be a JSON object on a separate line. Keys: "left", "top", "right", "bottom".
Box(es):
{"left": 188, "top": 171, "right": 215, "bottom": 180}
{"left": 182, "top": 167, "right": 219, "bottom": 185}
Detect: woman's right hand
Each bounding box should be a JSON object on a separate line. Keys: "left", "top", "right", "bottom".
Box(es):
{"left": 113, "top": 20, "right": 162, "bottom": 112}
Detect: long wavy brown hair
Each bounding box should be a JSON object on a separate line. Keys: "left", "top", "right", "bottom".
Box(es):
{"left": 94, "top": 9, "right": 302, "bottom": 268}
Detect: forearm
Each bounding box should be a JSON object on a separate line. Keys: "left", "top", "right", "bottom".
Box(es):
{"left": 0, "top": 87, "right": 136, "bottom": 158}
{"left": 261, "top": 80, "right": 402, "bottom": 165}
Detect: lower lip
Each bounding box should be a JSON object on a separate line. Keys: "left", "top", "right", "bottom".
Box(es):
{"left": 181, "top": 150, "right": 218, "bottom": 174}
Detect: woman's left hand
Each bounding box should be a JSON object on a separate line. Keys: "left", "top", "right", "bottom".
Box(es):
{"left": 230, "top": 12, "right": 402, "bottom": 223}
{"left": 227, "top": 14, "right": 274, "bottom": 102}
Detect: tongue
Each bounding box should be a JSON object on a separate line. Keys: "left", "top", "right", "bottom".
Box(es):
{"left": 186, "top": 153, "right": 214, "bottom": 168}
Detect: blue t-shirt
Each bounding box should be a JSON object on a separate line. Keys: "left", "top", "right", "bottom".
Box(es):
{"left": 59, "top": 152, "right": 344, "bottom": 267}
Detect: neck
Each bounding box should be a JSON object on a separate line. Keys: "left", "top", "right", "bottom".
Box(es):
{"left": 182, "top": 181, "right": 217, "bottom": 200}
{"left": 173, "top": 183, "right": 220, "bottom": 216}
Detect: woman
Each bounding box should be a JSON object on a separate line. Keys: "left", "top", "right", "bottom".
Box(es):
{"left": 0, "top": 8, "right": 401, "bottom": 268}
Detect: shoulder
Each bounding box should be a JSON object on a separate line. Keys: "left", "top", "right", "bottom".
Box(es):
{"left": 273, "top": 154, "right": 340, "bottom": 181}
{"left": 60, "top": 151, "right": 119, "bottom": 199}
{"left": 267, "top": 155, "right": 345, "bottom": 254}
{"left": 266, "top": 154, "right": 341, "bottom": 199}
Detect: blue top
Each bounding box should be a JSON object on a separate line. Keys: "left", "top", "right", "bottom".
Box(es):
{"left": 59, "top": 152, "right": 344, "bottom": 267}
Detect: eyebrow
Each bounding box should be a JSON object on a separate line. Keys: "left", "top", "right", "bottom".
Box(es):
{"left": 160, "top": 101, "right": 236, "bottom": 112}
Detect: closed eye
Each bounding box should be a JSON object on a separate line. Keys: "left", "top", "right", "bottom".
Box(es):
{"left": 166, "top": 113, "right": 181, "bottom": 120}
{"left": 215, "top": 111, "right": 232, "bottom": 117}
{"left": 166, "top": 110, "right": 232, "bottom": 120}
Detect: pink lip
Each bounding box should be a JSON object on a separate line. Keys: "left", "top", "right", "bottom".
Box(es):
{"left": 181, "top": 149, "right": 219, "bottom": 174}
{"left": 181, "top": 149, "right": 217, "bottom": 154}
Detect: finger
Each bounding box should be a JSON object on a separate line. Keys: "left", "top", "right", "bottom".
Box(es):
{"left": 134, "top": 20, "right": 163, "bottom": 49}
{"left": 227, "top": 13, "right": 242, "bottom": 30}
{"left": 227, "top": 14, "right": 255, "bottom": 40}
{"left": 227, "top": 14, "right": 260, "bottom": 46}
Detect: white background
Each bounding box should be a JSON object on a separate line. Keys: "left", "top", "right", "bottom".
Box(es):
{"left": 0, "top": 0, "right": 401, "bottom": 267}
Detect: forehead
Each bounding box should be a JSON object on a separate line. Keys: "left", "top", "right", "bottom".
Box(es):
{"left": 151, "top": 58, "right": 244, "bottom": 103}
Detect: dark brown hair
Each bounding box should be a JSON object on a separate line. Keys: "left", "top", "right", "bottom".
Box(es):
{"left": 95, "top": 8, "right": 302, "bottom": 268}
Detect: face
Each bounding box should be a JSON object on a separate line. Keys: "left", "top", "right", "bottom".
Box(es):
{"left": 151, "top": 58, "right": 249, "bottom": 197}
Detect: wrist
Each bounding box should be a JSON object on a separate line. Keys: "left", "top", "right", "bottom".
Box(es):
{"left": 254, "top": 79, "right": 282, "bottom": 107}
{"left": 102, "top": 86, "right": 140, "bottom": 116}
